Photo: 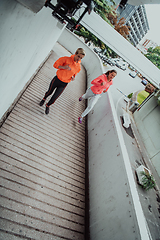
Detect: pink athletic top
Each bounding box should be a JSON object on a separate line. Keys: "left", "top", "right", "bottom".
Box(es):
{"left": 91, "top": 74, "right": 113, "bottom": 94}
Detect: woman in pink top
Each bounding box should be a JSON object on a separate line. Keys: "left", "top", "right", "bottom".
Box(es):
{"left": 78, "top": 69, "right": 117, "bottom": 123}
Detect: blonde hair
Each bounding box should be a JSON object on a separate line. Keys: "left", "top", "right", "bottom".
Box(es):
{"left": 75, "top": 48, "right": 86, "bottom": 56}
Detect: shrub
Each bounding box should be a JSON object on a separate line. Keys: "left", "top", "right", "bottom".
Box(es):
{"left": 140, "top": 171, "right": 156, "bottom": 191}
{"left": 128, "top": 93, "right": 133, "bottom": 99}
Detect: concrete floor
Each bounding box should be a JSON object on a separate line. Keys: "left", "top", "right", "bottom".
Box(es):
{"left": 0, "top": 43, "right": 88, "bottom": 240}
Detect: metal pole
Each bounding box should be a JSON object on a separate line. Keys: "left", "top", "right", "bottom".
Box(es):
{"left": 116, "top": 88, "right": 133, "bottom": 102}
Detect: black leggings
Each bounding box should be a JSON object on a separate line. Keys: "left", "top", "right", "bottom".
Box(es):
{"left": 44, "top": 76, "right": 68, "bottom": 106}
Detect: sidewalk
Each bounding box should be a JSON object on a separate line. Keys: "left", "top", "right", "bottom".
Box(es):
{"left": 122, "top": 101, "right": 160, "bottom": 238}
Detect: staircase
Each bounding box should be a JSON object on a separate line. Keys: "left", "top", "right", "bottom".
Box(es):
{"left": 0, "top": 44, "right": 88, "bottom": 240}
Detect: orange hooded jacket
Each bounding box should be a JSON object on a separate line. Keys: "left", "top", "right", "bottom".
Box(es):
{"left": 53, "top": 55, "right": 81, "bottom": 83}
{"left": 91, "top": 74, "right": 113, "bottom": 94}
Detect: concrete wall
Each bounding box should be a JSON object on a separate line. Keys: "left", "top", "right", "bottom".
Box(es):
{"left": 0, "top": 0, "right": 65, "bottom": 122}
{"left": 58, "top": 29, "right": 151, "bottom": 240}
{"left": 16, "top": 0, "right": 45, "bottom": 13}
{"left": 134, "top": 96, "right": 160, "bottom": 177}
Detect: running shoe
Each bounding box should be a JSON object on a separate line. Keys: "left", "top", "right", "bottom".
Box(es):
{"left": 39, "top": 99, "right": 45, "bottom": 106}
{"left": 78, "top": 117, "right": 83, "bottom": 124}
{"left": 45, "top": 105, "right": 49, "bottom": 114}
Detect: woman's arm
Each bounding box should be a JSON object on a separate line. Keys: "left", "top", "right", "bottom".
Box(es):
{"left": 91, "top": 75, "right": 104, "bottom": 86}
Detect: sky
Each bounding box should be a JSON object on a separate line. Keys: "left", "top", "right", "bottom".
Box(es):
{"left": 141, "top": 4, "right": 160, "bottom": 46}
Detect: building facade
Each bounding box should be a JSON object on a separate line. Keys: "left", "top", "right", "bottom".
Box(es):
{"left": 118, "top": 4, "right": 149, "bottom": 46}
{"left": 137, "top": 39, "right": 158, "bottom": 54}
{"left": 142, "top": 38, "right": 158, "bottom": 50}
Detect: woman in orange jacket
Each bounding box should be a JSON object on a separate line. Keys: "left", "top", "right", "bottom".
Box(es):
{"left": 39, "top": 48, "right": 86, "bottom": 114}
{"left": 78, "top": 69, "right": 117, "bottom": 123}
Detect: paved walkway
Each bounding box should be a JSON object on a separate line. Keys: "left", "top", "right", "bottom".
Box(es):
{"left": 0, "top": 43, "right": 88, "bottom": 240}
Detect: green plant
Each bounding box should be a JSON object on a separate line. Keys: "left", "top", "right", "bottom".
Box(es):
{"left": 140, "top": 171, "right": 156, "bottom": 191}
{"left": 127, "top": 93, "right": 133, "bottom": 99}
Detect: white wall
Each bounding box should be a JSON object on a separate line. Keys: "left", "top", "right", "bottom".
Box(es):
{"left": 58, "top": 29, "right": 151, "bottom": 240}
{"left": 134, "top": 96, "right": 160, "bottom": 176}
{"left": 0, "top": 0, "right": 65, "bottom": 122}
